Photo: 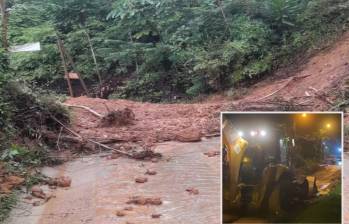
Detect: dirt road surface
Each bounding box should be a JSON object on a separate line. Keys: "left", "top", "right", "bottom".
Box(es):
{"left": 5, "top": 138, "right": 220, "bottom": 224}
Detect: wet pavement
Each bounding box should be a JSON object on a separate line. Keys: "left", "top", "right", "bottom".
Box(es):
{"left": 5, "top": 138, "right": 220, "bottom": 224}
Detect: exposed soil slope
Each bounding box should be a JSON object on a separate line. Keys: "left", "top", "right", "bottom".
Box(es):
{"left": 65, "top": 32, "right": 349, "bottom": 145}
{"left": 235, "top": 32, "right": 349, "bottom": 110}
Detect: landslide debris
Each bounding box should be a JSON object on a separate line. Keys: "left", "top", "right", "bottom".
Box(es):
{"left": 151, "top": 214, "right": 161, "bottom": 218}
{"left": 145, "top": 169, "right": 157, "bottom": 175}
{"left": 65, "top": 96, "right": 224, "bottom": 145}
{"left": 313, "top": 165, "right": 341, "bottom": 195}
{"left": 0, "top": 176, "right": 24, "bottom": 194}
{"left": 47, "top": 176, "right": 72, "bottom": 188}
{"left": 204, "top": 150, "right": 220, "bottom": 157}
{"left": 31, "top": 186, "right": 46, "bottom": 199}
{"left": 126, "top": 196, "right": 162, "bottom": 206}
{"left": 116, "top": 210, "right": 126, "bottom": 217}
{"left": 99, "top": 107, "right": 135, "bottom": 127}
{"left": 134, "top": 177, "right": 148, "bottom": 183}
{"left": 186, "top": 187, "right": 199, "bottom": 195}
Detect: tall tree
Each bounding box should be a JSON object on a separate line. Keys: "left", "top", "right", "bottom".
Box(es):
{"left": 0, "top": 0, "right": 8, "bottom": 50}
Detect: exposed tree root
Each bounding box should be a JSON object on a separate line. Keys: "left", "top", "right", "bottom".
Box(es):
{"left": 99, "top": 107, "right": 135, "bottom": 127}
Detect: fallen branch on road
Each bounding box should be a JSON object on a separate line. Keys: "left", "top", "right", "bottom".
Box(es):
{"left": 48, "top": 114, "right": 160, "bottom": 159}
{"left": 61, "top": 103, "right": 103, "bottom": 118}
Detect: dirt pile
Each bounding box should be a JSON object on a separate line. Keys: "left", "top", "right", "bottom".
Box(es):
{"left": 313, "top": 165, "right": 341, "bottom": 195}
{"left": 65, "top": 96, "right": 226, "bottom": 146}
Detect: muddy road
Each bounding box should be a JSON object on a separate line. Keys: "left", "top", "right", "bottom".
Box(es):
{"left": 5, "top": 138, "right": 220, "bottom": 224}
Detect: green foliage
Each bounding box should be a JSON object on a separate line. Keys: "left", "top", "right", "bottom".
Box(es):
{"left": 0, "top": 192, "right": 17, "bottom": 222}
{"left": 1, "top": 144, "right": 45, "bottom": 166}
{"left": 3, "top": 0, "right": 349, "bottom": 101}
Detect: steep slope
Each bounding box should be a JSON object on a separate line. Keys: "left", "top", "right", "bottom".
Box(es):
{"left": 64, "top": 32, "right": 349, "bottom": 146}
{"left": 235, "top": 32, "right": 349, "bottom": 110}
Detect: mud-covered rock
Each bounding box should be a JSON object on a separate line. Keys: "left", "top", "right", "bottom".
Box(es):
{"left": 135, "top": 177, "right": 148, "bottom": 183}
{"left": 175, "top": 128, "right": 202, "bottom": 142}
{"left": 31, "top": 186, "right": 46, "bottom": 199}
{"left": 127, "top": 196, "right": 162, "bottom": 205}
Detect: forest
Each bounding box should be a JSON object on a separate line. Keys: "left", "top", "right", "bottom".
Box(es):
{"left": 0, "top": 0, "right": 349, "bottom": 222}
{"left": 1, "top": 0, "right": 349, "bottom": 101}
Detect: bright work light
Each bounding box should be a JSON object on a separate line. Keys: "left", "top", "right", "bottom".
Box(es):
{"left": 238, "top": 131, "right": 244, "bottom": 137}
{"left": 250, "top": 131, "right": 257, "bottom": 137}
{"left": 260, "top": 130, "right": 267, "bottom": 137}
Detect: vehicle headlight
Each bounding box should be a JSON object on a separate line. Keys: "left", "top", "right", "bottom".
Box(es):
{"left": 250, "top": 131, "right": 257, "bottom": 137}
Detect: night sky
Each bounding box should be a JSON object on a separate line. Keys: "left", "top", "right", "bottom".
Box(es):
{"left": 223, "top": 113, "right": 342, "bottom": 143}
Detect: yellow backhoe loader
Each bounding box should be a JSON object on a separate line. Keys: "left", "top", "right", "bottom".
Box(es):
{"left": 223, "top": 119, "right": 317, "bottom": 220}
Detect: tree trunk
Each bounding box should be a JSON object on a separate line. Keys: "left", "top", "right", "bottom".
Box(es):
{"left": 84, "top": 30, "right": 102, "bottom": 86}
{"left": 0, "top": 0, "right": 9, "bottom": 51}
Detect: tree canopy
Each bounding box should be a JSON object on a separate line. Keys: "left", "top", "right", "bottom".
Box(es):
{"left": 1, "top": 0, "right": 349, "bottom": 101}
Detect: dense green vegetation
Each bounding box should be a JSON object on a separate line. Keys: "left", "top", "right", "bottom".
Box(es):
{"left": 1, "top": 0, "right": 349, "bottom": 102}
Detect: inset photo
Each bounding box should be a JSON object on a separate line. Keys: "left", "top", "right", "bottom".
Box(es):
{"left": 222, "top": 112, "right": 343, "bottom": 224}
